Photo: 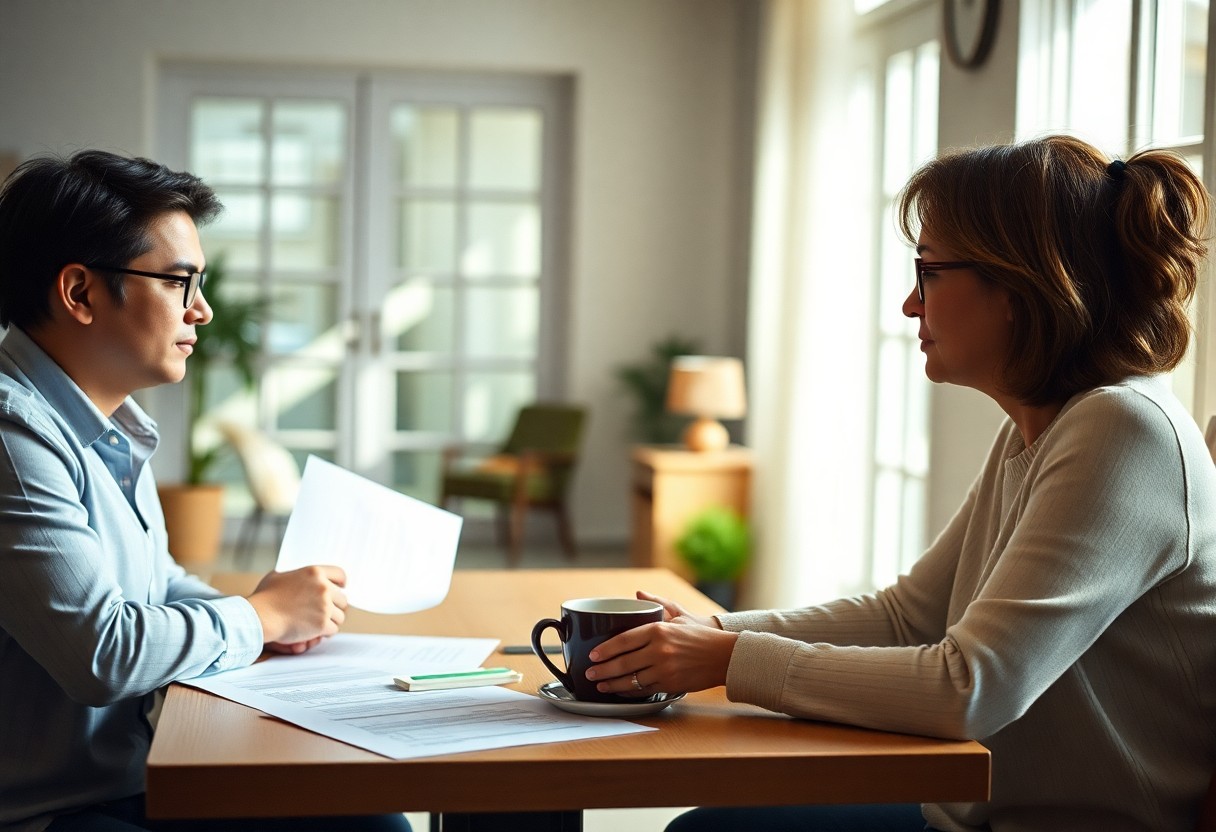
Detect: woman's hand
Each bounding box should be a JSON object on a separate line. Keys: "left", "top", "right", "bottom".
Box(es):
{"left": 637, "top": 590, "right": 722, "bottom": 630}
{"left": 585, "top": 590, "right": 737, "bottom": 697}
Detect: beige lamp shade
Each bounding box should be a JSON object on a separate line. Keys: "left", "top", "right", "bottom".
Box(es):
{"left": 666, "top": 356, "right": 747, "bottom": 451}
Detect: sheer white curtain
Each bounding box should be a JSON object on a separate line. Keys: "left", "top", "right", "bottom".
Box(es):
{"left": 744, "top": 0, "right": 875, "bottom": 609}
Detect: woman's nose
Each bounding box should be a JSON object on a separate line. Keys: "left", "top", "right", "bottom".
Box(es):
{"left": 902, "top": 285, "right": 922, "bottom": 319}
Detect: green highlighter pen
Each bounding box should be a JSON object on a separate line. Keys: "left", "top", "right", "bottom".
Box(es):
{"left": 393, "top": 667, "right": 524, "bottom": 692}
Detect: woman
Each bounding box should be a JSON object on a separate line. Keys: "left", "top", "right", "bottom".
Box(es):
{"left": 588, "top": 135, "right": 1216, "bottom": 831}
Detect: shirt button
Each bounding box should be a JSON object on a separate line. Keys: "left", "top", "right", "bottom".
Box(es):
{"left": 121, "top": 477, "right": 131, "bottom": 487}
{"left": 108, "top": 434, "right": 119, "bottom": 445}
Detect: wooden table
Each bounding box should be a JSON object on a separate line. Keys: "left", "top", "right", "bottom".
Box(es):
{"left": 147, "top": 569, "right": 989, "bottom": 827}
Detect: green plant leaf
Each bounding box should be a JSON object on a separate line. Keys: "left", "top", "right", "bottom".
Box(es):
{"left": 184, "top": 254, "right": 268, "bottom": 485}
{"left": 675, "top": 506, "right": 751, "bottom": 581}
{"left": 614, "top": 334, "right": 701, "bottom": 443}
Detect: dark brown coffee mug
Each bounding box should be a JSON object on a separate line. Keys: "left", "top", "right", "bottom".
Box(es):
{"left": 531, "top": 597, "right": 663, "bottom": 703}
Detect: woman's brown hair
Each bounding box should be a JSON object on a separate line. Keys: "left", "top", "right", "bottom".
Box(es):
{"left": 897, "top": 134, "right": 1209, "bottom": 406}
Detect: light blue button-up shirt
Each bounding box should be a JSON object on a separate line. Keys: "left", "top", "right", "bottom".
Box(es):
{"left": 0, "top": 327, "right": 264, "bottom": 831}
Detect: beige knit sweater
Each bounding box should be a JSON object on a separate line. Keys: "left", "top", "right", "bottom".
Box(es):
{"left": 719, "top": 376, "right": 1216, "bottom": 831}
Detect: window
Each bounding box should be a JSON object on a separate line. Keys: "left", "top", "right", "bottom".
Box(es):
{"left": 868, "top": 41, "right": 940, "bottom": 588}
{"left": 1018, "top": 0, "right": 1212, "bottom": 414}
{"left": 159, "top": 68, "right": 571, "bottom": 508}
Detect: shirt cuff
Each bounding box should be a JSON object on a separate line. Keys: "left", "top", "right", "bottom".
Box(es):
{"left": 207, "top": 595, "right": 266, "bottom": 671}
{"left": 717, "top": 610, "right": 777, "bottom": 633}
{"left": 725, "top": 630, "right": 800, "bottom": 713}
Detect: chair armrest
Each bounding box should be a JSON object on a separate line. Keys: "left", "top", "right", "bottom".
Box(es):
{"left": 516, "top": 449, "right": 577, "bottom": 469}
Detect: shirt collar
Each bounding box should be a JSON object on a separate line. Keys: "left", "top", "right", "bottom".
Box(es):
{"left": 0, "top": 326, "right": 158, "bottom": 448}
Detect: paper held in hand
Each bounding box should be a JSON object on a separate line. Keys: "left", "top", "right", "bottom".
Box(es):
{"left": 274, "top": 456, "right": 463, "bottom": 614}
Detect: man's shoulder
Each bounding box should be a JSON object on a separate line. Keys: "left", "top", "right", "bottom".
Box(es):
{"left": 0, "top": 372, "right": 73, "bottom": 445}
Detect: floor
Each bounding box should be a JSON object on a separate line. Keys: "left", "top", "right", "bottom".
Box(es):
{"left": 206, "top": 534, "right": 692, "bottom": 832}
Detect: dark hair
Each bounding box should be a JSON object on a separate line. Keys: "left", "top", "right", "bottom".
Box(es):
{"left": 0, "top": 150, "right": 222, "bottom": 330}
{"left": 897, "top": 134, "right": 1209, "bottom": 406}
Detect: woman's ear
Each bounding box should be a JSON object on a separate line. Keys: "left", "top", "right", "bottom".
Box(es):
{"left": 55, "top": 264, "right": 96, "bottom": 325}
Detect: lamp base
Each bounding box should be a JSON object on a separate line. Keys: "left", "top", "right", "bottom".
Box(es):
{"left": 682, "top": 417, "right": 729, "bottom": 452}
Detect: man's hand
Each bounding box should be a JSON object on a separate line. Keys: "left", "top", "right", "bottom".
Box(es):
{"left": 247, "top": 565, "right": 348, "bottom": 649}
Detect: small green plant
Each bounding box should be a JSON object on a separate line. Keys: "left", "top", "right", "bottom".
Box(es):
{"left": 676, "top": 507, "right": 751, "bottom": 582}
{"left": 186, "top": 255, "right": 266, "bottom": 485}
{"left": 614, "top": 334, "right": 701, "bottom": 443}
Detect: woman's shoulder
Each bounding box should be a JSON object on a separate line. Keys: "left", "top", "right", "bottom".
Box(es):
{"left": 1051, "top": 376, "right": 1199, "bottom": 455}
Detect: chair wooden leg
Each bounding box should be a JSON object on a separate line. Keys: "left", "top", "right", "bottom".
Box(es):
{"left": 555, "top": 502, "right": 577, "bottom": 561}
{"left": 495, "top": 505, "right": 510, "bottom": 548}
{"left": 507, "top": 502, "right": 526, "bottom": 569}
{"left": 235, "top": 507, "right": 265, "bottom": 570}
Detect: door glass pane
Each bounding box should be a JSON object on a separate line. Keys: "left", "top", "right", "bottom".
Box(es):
{"left": 882, "top": 52, "right": 914, "bottom": 195}
{"left": 392, "top": 106, "right": 459, "bottom": 188}
{"left": 463, "top": 202, "right": 540, "bottom": 277}
{"left": 396, "top": 372, "right": 454, "bottom": 431}
{"left": 871, "top": 470, "right": 902, "bottom": 584}
{"left": 272, "top": 194, "right": 339, "bottom": 269}
{"left": 202, "top": 191, "right": 263, "bottom": 269}
{"left": 271, "top": 366, "right": 337, "bottom": 430}
{"left": 874, "top": 340, "right": 908, "bottom": 468}
{"left": 878, "top": 227, "right": 913, "bottom": 336}
{"left": 463, "top": 372, "right": 535, "bottom": 443}
{"left": 268, "top": 284, "right": 342, "bottom": 356}
{"left": 192, "top": 98, "right": 264, "bottom": 185}
{"left": 387, "top": 280, "right": 455, "bottom": 352}
{"left": 900, "top": 477, "right": 926, "bottom": 571}
{"left": 399, "top": 199, "right": 457, "bottom": 271}
{"left": 272, "top": 101, "right": 345, "bottom": 186}
{"left": 201, "top": 364, "right": 247, "bottom": 413}
{"left": 1152, "top": 0, "right": 1208, "bottom": 143}
{"left": 464, "top": 286, "right": 538, "bottom": 358}
{"left": 469, "top": 108, "right": 542, "bottom": 191}
{"left": 1071, "top": 0, "right": 1132, "bottom": 150}
{"left": 391, "top": 450, "right": 443, "bottom": 502}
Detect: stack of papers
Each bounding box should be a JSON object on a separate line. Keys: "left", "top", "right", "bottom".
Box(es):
{"left": 190, "top": 461, "right": 655, "bottom": 759}
{"left": 184, "top": 634, "right": 654, "bottom": 759}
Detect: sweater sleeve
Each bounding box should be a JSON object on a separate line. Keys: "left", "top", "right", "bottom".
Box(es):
{"left": 722, "top": 390, "right": 1190, "bottom": 740}
{"left": 717, "top": 424, "right": 1011, "bottom": 648}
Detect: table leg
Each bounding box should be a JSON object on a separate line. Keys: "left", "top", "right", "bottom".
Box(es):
{"left": 433, "top": 811, "right": 582, "bottom": 831}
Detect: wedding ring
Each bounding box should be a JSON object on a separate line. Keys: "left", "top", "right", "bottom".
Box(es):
{"left": 631, "top": 672, "right": 643, "bottom": 691}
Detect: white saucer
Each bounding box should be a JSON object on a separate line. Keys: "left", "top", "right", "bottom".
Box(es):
{"left": 537, "top": 681, "right": 685, "bottom": 717}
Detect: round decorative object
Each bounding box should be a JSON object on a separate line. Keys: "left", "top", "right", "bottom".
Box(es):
{"left": 943, "top": 0, "right": 1000, "bottom": 70}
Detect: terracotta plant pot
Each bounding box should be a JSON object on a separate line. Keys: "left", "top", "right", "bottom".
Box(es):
{"left": 158, "top": 484, "right": 225, "bottom": 568}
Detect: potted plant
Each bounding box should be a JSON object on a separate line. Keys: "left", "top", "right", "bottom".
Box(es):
{"left": 158, "top": 255, "right": 266, "bottom": 568}
{"left": 675, "top": 506, "right": 751, "bottom": 610}
{"left": 614, "top": 334, "right": 701, "bottom": 443}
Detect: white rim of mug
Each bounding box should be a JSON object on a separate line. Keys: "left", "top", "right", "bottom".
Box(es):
{"left": 562, "top": 598, "right": 663, "bottom": 614}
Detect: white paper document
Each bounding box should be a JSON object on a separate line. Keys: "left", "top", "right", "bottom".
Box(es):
{"left": 275, "top": 456, "right": 463, "bottom": 613}
{"left": 184, "top": 653, "right": 654, "bottom": 760}
{"left": 297, "top": 632, "right": 500, "bottom": 671}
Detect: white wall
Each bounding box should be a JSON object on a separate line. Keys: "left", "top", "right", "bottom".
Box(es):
{"left": 0, "top": 0, "right": 754, "bottom": 543}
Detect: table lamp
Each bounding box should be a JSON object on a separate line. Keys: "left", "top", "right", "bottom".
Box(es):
{"left": 665, "top": 356, "right": 747, "bottom": 452}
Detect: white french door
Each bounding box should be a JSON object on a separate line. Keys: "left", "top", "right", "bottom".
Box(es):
{"left": 158, "top": 66, "right": 570, "bottom": 508}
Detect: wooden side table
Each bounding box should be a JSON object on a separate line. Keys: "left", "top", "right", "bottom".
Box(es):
{"left": 630, "top": 445, "right": 753, "bottom": 580}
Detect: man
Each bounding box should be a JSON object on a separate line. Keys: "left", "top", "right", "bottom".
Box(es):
{"left": 0, "top": 151, "right": 409, "bottom": 832}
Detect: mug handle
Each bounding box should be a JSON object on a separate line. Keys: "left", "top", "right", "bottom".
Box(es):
{"left": 530, "top": 618, "right": 571, "bottom": 689}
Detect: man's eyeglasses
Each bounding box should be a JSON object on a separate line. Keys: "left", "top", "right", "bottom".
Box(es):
{"left": 913, "top": 258, "right": 978, "bottom": 303}
{"left": 88, "top": 264, "right": 207, "bottom": 308}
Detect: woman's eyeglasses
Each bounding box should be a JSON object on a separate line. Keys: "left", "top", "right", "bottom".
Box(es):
{"left": 913, "top": 258, "right": 978, "bottom": 303}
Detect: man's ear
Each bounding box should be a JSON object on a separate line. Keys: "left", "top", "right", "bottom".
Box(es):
{"left": 55, "top": 264, "right": 97, "bottom": 325}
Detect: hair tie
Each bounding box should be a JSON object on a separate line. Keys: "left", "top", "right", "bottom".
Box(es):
{"left": 1107, "top": 159, "right": 1127, "bottom": 180}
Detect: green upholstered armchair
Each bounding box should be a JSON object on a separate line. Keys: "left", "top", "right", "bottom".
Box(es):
{"left": 439, "top": 403, "right": 588, "bottom": 567}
